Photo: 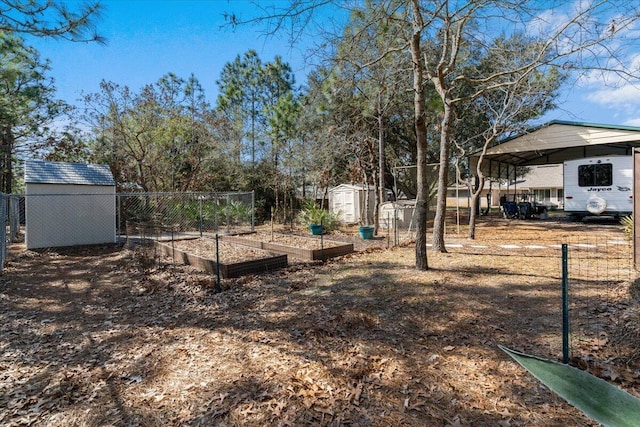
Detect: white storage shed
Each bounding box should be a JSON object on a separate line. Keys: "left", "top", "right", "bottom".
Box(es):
{"left": 328, "top": 183, "right": 376, "bottom": 224}
{"left": 379, "top": 200, "right": 418, "bottom": 229}
{"left": 24, "top": 160, "right": 116, "bottom": 249}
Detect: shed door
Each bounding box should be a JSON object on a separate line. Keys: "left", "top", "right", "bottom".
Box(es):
{"left": 334, "top": 190, "right": 356, "bottom": 222}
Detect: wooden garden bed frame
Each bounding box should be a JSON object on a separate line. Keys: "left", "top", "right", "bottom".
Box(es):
{"left": 154, "top": 240, "right": 287, "bottom": 278}
{"left": 221, "top": 233, "right": 354, "bottom": 261}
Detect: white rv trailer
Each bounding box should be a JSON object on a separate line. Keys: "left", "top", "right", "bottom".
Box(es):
{"left": 563, "top": 155, "right": 633, "bottom": 218}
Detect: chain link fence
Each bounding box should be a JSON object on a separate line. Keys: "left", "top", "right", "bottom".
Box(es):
{"left": 0, "top": 194, "right": 7, "bottom": 269}
{"left": 0, "top": 194, "right": 21, "bottom": 271}
{"left": 117, "top": 191, "right": 255, "bottom": 239}
{"left": 0, "top": 191, "right": 254, "bottom": 272}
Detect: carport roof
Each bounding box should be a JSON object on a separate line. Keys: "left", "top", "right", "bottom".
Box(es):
{"left": 25, "top": 160, "right": 115, "bottom": 186}
{"left": 470, "top": 120, "right": 640, "bottom": 178}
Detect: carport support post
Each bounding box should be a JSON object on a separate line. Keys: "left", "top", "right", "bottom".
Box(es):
{"left": 562, "top": 243, "right": 570, "bottom": 364}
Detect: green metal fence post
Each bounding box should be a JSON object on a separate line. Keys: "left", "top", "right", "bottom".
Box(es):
{"left": 251, "top": 190, "right": 255, "bottom": 233}
{"left": 320, "top": 218, "right": 324, "bottom": 261}
{"left": 562, "top": 243, "right": 569, "bottom": 364}
{"left": 215, "top": 233, "right": 222, "bottom": 293}
{"left": 198, "top": 195, "right": 203, "bottom": 237}
{"left": 226, "top": 194, "right": 230, "bottom": 234}
{"left": 214, "top": 195, "right": 218, "bottom": 232}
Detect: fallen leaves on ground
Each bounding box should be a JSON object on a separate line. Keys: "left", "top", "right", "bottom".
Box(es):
{"left": 0, "top": 218, "right": 637, "bottom": 426}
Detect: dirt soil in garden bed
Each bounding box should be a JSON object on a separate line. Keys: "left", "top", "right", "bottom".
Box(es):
{"left": 1, "top": 215, "right": 640, "bottom": 426}
{"left": 170, "top": 238, "right": 280, "bottom": 264}
{"left": 252, "top": 225, "right": 393, "bottom": 252}
{"left": 227, "top": 231, "right": 350, "bottom": 251}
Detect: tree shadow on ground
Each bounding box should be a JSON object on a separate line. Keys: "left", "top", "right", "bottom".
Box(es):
{"left": 0, "top": 242, "right": 599, "bottom": 426}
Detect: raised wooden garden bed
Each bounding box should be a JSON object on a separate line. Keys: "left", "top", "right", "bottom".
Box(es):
{"left": 221, "top": 232, "right": 354, "bottom": 261}
{"left": 154, "top": 239, "right": 287, "bottom": 278}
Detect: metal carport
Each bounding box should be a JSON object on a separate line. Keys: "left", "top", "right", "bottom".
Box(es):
{"left": 468, "top": 120, "right": 640, "bottom": 269}
{"left": 469, "top": 120, "right": 640, "bottom": 180}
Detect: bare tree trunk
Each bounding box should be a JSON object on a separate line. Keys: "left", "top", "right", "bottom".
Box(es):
{"left": 431, "top": 102, "right": 454, "bottom": 253}
{"left": 468, "top": 136, "right": 492, "bottom": 241}
{"left": 468, "top": 180, "right": 484, "bottom": 239}
{"left": 376, "top": 98, "right": 385, "bottom": 234}
{"left": 373, "top": 168, "right": 380, "bottom": 233}
{"left": 411, "top": 1, "right": 429, "bottom": 270}
{"left": 468, "top": 197, "right": 477, "bottom": 238}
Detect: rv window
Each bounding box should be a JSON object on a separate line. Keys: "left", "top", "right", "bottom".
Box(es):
{"left": 578, "top": 163, "right": 613, "bottom": 187}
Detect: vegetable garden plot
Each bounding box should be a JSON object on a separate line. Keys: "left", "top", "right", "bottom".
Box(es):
{"left": 221, "top": 231, "right": 354, "bottom": 261}
{"left": 155, "top": 238, "right": 287, "bottom": 278}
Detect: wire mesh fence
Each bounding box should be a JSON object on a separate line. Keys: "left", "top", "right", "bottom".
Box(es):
{"left": 0, "top": 194, "right": 7, "bottom": 270}
{"left": 0, "top": 191, "right": 254, "bottom": 265}
{"left": 0, "top": 194, "right": 22, "bottom": 270}
{"left": 8, "top": 195, "right": 19, "bottom": 243}
{"left": 564, "top": 234, "right": 638, "bottom": 365}
{"left": 117, "top": 191, "right": 255, "bottom": 238}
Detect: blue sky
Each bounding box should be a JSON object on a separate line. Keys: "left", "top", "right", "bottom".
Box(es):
{"left": 27, "top": 0, "right": 324, "bottom": 107}
{"left": 26, "top": 0, "right": 640, "bottom": 127}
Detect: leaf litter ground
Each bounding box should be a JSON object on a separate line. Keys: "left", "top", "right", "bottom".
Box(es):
{"left": 1, "top": 216, "right": 639, "bottom": 426}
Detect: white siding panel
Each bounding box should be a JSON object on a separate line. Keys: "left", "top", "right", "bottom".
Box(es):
{"left": 25, "top": 184, "right": 116, "bottom": 249}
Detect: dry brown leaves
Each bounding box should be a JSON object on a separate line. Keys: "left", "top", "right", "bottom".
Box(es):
{"left": 0, "top": 217, "right": 637, "bottom": 426}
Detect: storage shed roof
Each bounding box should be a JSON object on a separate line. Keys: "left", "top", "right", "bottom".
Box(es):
{"left": 328, "top": 183, "right": 372, "bottom": 192}
{"left": 25, "top": 160, "right": 115, "bottom": 186}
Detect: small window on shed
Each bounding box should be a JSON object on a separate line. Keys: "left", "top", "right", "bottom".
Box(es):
{"left": 578, "top": 163, "right": 613, "bottom": 187}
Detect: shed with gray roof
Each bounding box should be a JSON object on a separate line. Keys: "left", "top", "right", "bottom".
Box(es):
{"left": 24, "top": 160, "right": 116, "bottom": 249}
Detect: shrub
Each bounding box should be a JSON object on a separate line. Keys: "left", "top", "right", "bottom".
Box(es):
{"left": 297, "top": 199, "right": 340, "bottom": 232}
{"left": 226, "top": 199, "right": 253, "bottom": 224}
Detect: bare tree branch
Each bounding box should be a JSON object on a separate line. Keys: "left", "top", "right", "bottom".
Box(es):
{"left": 0, "top": 0, "right": 105, "bottom": 43}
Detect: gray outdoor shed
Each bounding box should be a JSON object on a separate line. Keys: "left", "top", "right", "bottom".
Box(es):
{"left": 24, "top": 160, "right": 116, "bottom": 249}
{"left": 328, "top": 183, "right": 375, "bottom": 224}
